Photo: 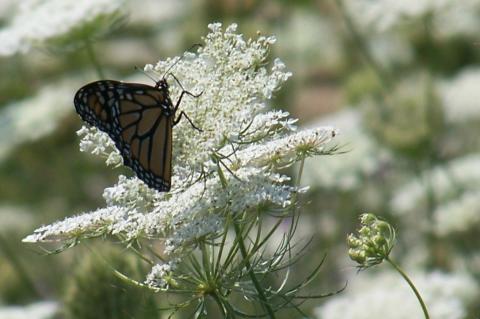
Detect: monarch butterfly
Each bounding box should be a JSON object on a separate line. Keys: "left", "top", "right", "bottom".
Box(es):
{"left": 74, "top": 77, "right": 201, "bottom": 192}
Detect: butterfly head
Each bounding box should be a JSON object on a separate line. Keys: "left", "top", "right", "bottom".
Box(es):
{"left": 155, "top": 78, "right": 169, "bottom": 90}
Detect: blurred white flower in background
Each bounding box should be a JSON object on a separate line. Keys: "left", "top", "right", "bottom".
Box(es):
{"left": 127, "top": 0, "right": 190, "bottom": 27}
{"left": 275, "top": 10, "right": 343, "bottom": 73}
{"left": 0, "top": 81, "right": 78, "bottom": 162}
{"left": 433, "top": 1, "right": 480, "bottom": 37}
{"left": 433, "top": 189, "right": 480, "bottom": 236}
{"left": 345, "top": 0, "right": 480, "bottom": 35}
{"left": 368, "top": 34, "right": 413, "bottom": 67}
{"left": 302, "top": 109, "right": 390, "bottom": 191}
{"left": 0, "top": 0, "right": 125, "bottom": 55}
{"left": 0, "top": 205, "right": 34, "bottom": 233}
{"left": 126, "top": 0, "right": 193, "bottom": 55}
{"left": 345, "top": 0, "right": 451, "bottom": 32}
{"left": 391, "top": 153, "right": 480, "bottom": 214}
{"left": 315, "top": 270, "right": 479, "bottom": 319}
{"left": 0, "top": 301, "right": 58, "bottom": 319}
{"left": 452, "top": 251, "right": 480, "bottom": 277}
{"left": 440, "top": 67, "right": 480, "bottom": 124}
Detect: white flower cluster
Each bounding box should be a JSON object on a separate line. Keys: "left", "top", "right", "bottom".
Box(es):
{"left": 77, "top": 126, "right": 123, "bottom": 167}
{"left": 145, "top": 260, "right": 177, "bottom": 289}
{"left": 440, "top": 67, "right": 480, "bottom": 124}
{"left": 236, "top": 126, "right": 334, "bottom": 169}
{"left": 0, "top": 80, "right": 77, "bottom": 162}
{"left": 145, "top": 23, "right": 298, "bottom": 173}
{"left": 23, "top": 206, "right": 130, "bottom": 243}
{"left": 0, "top": 0, "right": 125, "bottom": 55}
{"left": 24, "top": 24, "right": 337, "bottom": 287}
{"left": 315, "top": 270, "right": 479, "bottom": 319}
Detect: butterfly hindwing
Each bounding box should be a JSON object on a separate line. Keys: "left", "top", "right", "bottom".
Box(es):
{"left": 74, "top": 80, "right": 175, "bottom": 191}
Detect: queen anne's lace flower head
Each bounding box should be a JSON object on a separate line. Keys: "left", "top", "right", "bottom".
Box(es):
{"left": 24, "top": 24, "right": 337, "bottom": 286}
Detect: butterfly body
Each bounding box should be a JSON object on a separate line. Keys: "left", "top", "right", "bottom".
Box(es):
{"left": 74, "top": 79, "right": 176, "bottom": 191}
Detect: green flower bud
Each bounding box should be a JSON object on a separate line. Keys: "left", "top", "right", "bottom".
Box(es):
{"left": 348, "top": 249, "right": 366, "bottom": 264}
{"left": 347, "top": 213, "right": 396, "bottom": 268}
{"left": 359, "top": 226, "right": 371, "bottom": 236}
{"left": 372, "top": 234, "right": 387, "bottom": 247}
{"left": 347, "top": 234, "right": 361, "bottom": 248}
{"left": 360, "top": 213, "right": 376, "bottom": 225}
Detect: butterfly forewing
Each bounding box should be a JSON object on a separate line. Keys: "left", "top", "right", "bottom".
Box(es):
{"left": 74, "top": 80, "right": 174, "bottom": 191}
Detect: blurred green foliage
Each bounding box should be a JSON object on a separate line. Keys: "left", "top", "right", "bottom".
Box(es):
{"left": 63, "top": 246, "right": 157, "bottom": 319}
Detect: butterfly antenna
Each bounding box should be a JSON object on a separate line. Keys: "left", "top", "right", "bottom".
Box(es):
{"left": 161, "top": 43, "right": 203, "bottom": 79}
{"left": 134, "top": 65, "right": 158, "bottom": 84}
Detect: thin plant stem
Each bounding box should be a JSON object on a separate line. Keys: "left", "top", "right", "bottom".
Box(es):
{"left": 386, "top": 257, "right": 430, "bottom": 319}
{"left": 85, "top": 40, "right": 105, "bottom": 79}
{"left": 295, "top": 157, "right": 305, "bottom": 187}
{"left": 214, "top": 216, "right": 231, "bottom": 276}
{"left": 334, "top": 0, "right": 393, "bottom": 92}
{"left": 216, "top": 161, "right": 276, "bottom": 317}
{"left": 292, "top": 157, "right": 306, "bottom": 220}
{"left": 233, "top": 219, "right": 277, "bottom": 319}
{"left": 200, "top": 240, "right": 213, "bottom": 284}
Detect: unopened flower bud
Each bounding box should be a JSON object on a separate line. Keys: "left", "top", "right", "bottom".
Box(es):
{"left": 347, "top": 213, "right": 396, "bottom": 268}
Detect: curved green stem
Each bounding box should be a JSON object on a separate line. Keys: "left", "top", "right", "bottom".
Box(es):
{"left": 85, "top": 40, "right": 105, "bottom": 79}
{"left": 386, "top": 257, "right": 430, "bottom": 319}
{"left": 233, "top": 219, "right": 276, "bottom": 319}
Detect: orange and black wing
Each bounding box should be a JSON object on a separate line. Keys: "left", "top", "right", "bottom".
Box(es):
{"left": 74, "top": 80, "right": 174, "bottom": 191}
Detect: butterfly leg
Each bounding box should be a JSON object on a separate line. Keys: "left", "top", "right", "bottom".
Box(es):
{"left": 174, "top": 111, "right": 203, "bottom": 132}
{"left": 169, "top": 73, "right": 204, "bottom": 109}
{"left": 168, "top": 73, "right": 193, "bottom": 93}
{"left": 173, "top": 89, "right": 204, "bottom": 113}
